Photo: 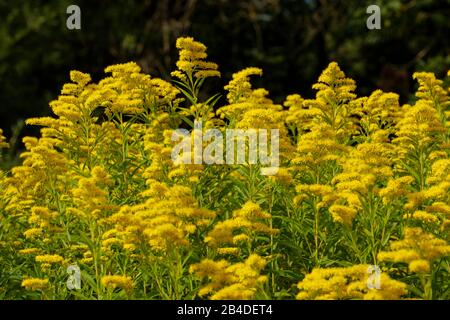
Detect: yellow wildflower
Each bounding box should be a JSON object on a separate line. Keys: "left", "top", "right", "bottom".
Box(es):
{"left": 329, "top": 204, "right": 357, "bottom": 226}
{"left": 296, "top": 264, "right": 406, "bottom": 300}
{"left": 378, "top": 227, "right": 450, "bottom": 273}
{"left": 0, "top": 129, "right": 9, "bottom": 149}
{"left": 190, "top": 254, "right": 267, "bottom": 300}
{"left": 204, "top": 201, "right": 277, "bottom": 251}
{"left": 21, "top": 278, "right": 49, "bottom": 291}
{"left": 35, "top": 254, "right": 64, "bottom": 264}
{"left": 101, "top": 275, "right": 134, "bottom": 292}
{"left": 19, "top": 248, "right": 41, "bottom": 255}
{"left": 172, "top": 37, "right": 220, "bottom": 80}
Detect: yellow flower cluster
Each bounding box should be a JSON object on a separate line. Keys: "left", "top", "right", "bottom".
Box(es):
{"left": 378, "top": 227, "right": 450, "bottom": 273}
{"left": 204, "top": 201, "right": 278, "bottom": 253}
{"left": 296, "top": 264, "right": 407, "bottom": 300}
{"left": 190, "top": 254, "right": 267, "bottom": 299}
{"left": 379, "top": 176, "right": 414, "bottom": 204}
{"left": 413, "top": 72, "right": 449, "bottom": 123}
{"left": 0, "top": 129, "right": 9, "bottom": 149}
{"left": 393, "top": 100, "right": 447, "bottom": 153}
{"left": 172, "top": 37, "right": 220, "bottom": 80}
{"left": 223, "top": 67, "right": 264, "bottom": 105}
{"left": 101, "top": 275, "right": 134, "bottom": 292}
{"left": 0, "top": 37, "right": 448, "bottom": 300}
{"left": 35, "top": 254, "right": 64, "bottom": 264}
{"left": 69, "top": 166, "right": 115, "bottom": 219}
{"left": 19, "top": 248, "right": 42, "bottom": 255}
{"left": 328, "top": 140, "right": 394, "bottom": 225}
{"left": 351, "top": 90, "right": 401, "bottom": 140}
{"left": 216, "top": 67, "right": 294, "bottom": 163}
{"left": 305, "top": 62, "right": 357, "bottom": 134}
{"left": 218, "top": 68, "right": 276, "bottom": 122}
{"left": 22, "top": 206, "right": 59, "bottom": 239}
{"left": 107, "top": 183, "right": 215, "bottom": 252}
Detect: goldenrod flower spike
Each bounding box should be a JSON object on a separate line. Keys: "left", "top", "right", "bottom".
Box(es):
{"left": 0, "top": 129, "right": 9, "bottom": 149}
{"left": 296, "top": 264, "right": 407, "bottom": 300}
{"left": 172, "top": 37, "right": 220, "bottom": 81}
{"left": 101, "top": 275, "right": 134, "bottom": 292}
{"left": 21, "top": 278, "right": 49, "bottom": 291}
{"left": 204, "top": 201, "right": 277, "bottom": 252}
{"left": 378, "top": 227, "right": 450, "bottom": 274}
{"left": 190, "top": 254, "right": 267, "bottom": 300}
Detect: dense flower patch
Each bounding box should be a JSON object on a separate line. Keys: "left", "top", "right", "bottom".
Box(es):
{"left": 0, "top": 37, "right": 449, "bottom": 300}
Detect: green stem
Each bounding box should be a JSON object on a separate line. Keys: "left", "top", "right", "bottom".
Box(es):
{"left": 312, "top": 198, "right": 319, "bottom": 266}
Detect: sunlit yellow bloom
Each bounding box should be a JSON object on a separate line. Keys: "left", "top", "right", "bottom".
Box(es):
{"left": 409, "top": 259, "right": 430, "bottom": 273}
{"left": 296, "top": 264, "right": 406, "bottom": 300}
{"left": 329, "top": 204, "right": 357, "bottom": 226}
{"left": 413, "top": 72, "right": 448, "bottom": 122}
{"left": 19, "top": 248, "right": 41, "bottom": 255}
{"left": 101, "top": 275, "right": 134, "bottom": 292}
{"left": 407, "top": 210, "right": 439, "bottom": 224}
{"left": 378, "top": 227, "right": 450, "bottom": 273}
{"left": 107, "top": 184, "right": 215, "bottom": 252}
{"left": 172, "top": 37, "right": 220, "bottom": 80}
{"left": 379, "top": 176, "right": 414, "bottom": 204}
{"left": 0, "top": 129, "right": 9, "bottom": 149}
{"left": 35, "top": 254, "right": 64, "bottom": 264}
{"left": 204, "top": 201, "right": 277, "bottom": 250}
{"left": 190, "top": 254, "right": 267, "bottom": 300}
{"left": 23, "top": 228, "right": 42, "bottom": 239}
{"left": 1, "top": 36, "right": 449, "bottom": 301}
{"left": 21, "top": 278, "right": 49, "bottom": 291}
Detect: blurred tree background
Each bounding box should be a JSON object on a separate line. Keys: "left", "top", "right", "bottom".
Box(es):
{"left": 0, "top": 0, "right": 449, "bottom": 153}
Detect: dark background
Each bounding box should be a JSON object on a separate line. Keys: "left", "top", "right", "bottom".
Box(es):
{"left": 0, "top": 0, "right": 449, "bottom": 145}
